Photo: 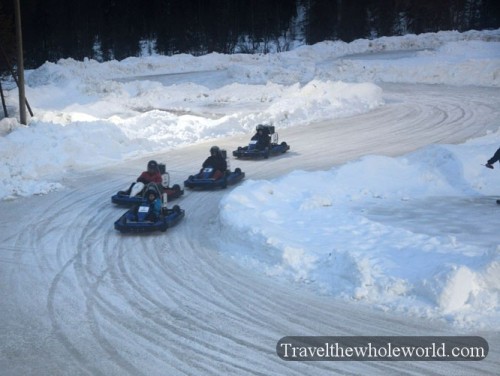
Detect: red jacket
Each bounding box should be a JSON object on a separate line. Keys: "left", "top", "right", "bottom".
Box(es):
{"left": 137, "top": 171, "right": 162, "bottom": 184}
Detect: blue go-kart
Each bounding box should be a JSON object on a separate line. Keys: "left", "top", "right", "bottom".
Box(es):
{"left": 114, "top": 184, "right": 185, "bottom": 233}
{"left": 233, "top": 124, "right": 290, "bottom": 159}
{"left": 184, "top": 167, "right": 245, "bottom": 189}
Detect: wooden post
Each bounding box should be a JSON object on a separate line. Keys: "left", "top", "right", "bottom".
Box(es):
{"left": 0, "top": 45, "right": 34, "bottom": 117}
{"left": 14, "top": 0, "right": 27, "bottom": 124}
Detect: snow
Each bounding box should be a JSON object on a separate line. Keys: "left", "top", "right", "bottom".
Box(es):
{"left": 219, "top": 139, "right": 500, "bottom": 328}
{"left": 1, "top": 27, "right": 500, "bottom": 357}
{"left": 2, "top": 29, "right": 499, "bottom": 199}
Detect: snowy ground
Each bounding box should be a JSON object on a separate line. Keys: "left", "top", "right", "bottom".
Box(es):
{"left": 1, "top": 30, "right": 500, "bottom": 374}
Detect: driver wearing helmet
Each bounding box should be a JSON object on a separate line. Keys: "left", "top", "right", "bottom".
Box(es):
{"left": 251, "top": 127, "right": 270, "bottom": 150}
{"left": 120, "top": 160, "right": 163, "bottom": 196}
{"left": 201, "top": 146, "right": 227, "bottom": 180}
{"left": 137, "top": 160, "right": 162, "bottom": 184}
{"left": 145, "top": 189, "right": 162, "bottom": 221}
{"left": 126, "top": 188, "right": 162, "bottom": 222}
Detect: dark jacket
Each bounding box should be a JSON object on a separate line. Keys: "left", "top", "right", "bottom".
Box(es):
{"left": 251, "top": 131, "right": 270, "bottom": 150}
{"left": 487, "top": 147, "right": 500, "bottom": 165}
{"left": 202, "top": 155, "right": 227, "bottom": 173}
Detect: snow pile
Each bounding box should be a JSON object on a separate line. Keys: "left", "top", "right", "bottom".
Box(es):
{"left": 0, "top": 78, "right": 382, "bottom": 199}
{"left": 219, "top": 131, "right": 500, "bottom": 328}
{"left": 326, "top": 40, "right": 500, "bottom": 86}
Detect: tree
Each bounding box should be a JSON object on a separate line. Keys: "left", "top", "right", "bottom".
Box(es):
{"left": 7, "top": 0, "right": 500, "bottom": 68}
{"left": 0, "top": 2, "right": 16, "bottom": 76}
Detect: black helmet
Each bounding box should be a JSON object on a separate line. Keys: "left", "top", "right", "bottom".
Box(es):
{"left": 210, "top": 146, "right": 220, "bottom": 155}
{"left": 147, "top": 160, "right": 158, "bottom": 170}
{"left": 146, "top": 189, "right": 158, "bottom": 200}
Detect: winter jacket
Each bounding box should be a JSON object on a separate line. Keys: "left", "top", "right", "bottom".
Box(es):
{"left": 149, "top": 198, "right": 162, "bottom": 218}
{"left": 202, "top": 155, "right": 227, "bottom": 173}
{"left": 251, "top": 132, "right": 270, "bottom": 150}
{"left": 137, "top": 171, "right": 162, "bottom": 184}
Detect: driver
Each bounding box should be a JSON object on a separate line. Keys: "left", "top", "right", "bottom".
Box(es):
{"left": 137, "top": 160, "right": 162, "bottom": 184}
{"left": 120, "top": 160, "right": 162, "bottom": 196}
{"left": 201, "top": 146, "right": 227, "bottom": 180}
{"left": 251, "top": 126, "right": 270, "bottom": 150}
{"left": 145, "top": 189, "right": 162, "bottom": 221}
{"left": 125, "top": 188, "right": 162, "bottom": 222}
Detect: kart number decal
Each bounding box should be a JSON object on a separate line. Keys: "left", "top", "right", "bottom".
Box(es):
{"left": 162, "top": 174, "right": 169, "bottom": 186}
{"left": 138, "top": 206, "right": 150, "bottom": 213}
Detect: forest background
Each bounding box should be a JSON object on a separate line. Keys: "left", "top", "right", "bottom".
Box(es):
{"left": 1, "top": 0, "right": 499, "bottom": 71}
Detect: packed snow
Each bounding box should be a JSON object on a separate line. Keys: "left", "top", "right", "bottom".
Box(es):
{"left": 1, "top": 28, "right": 500, "bottom": 332}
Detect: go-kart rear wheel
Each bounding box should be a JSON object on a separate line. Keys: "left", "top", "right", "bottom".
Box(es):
{"left": 173, "top": 205, "right": 181, "bottom": 214}
{"left": 172, "top": 184, "right": 181, "bottom": 192}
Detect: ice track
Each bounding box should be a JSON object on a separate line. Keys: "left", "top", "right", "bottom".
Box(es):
{"left": 1, "top": 84, "right": 499, "bottom": 375}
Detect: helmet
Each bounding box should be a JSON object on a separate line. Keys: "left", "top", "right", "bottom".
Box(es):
{"left": 147, "top": 160, "right": 158, "bottom": 171}
{"left": 210, "top": 146, "right": 220, "bottom": 156}
{"left": 146, "top": 189, "right": 158, "bottom": 200}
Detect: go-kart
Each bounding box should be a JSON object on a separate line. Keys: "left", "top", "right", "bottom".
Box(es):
{"left": 184, "top": 167, "right": 245, "bottom": 189}
{"left": 233, "top": 124, "right": 290, "bottom": 159}
{"left": 112, "top": 164, "right": 183, "bottom": 205}
{"left": 114, "top": 184, "right": 185, "bottom": 233}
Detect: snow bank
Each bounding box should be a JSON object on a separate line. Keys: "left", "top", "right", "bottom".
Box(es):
{"left": 219, "top": 130, "right": 500, "bottom": 329}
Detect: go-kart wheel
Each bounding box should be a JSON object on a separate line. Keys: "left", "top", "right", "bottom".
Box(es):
{"left": 173, "top": 205, "right": 181, "bottom": 214}
{"left": 235, "top": 167, "right": 241, "bottom": 174}
{"left": 160, "top": 224, "right": 168, "bottom": 232}
{"left": 172, "top": 184, "right": 181, "bottom": 191}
